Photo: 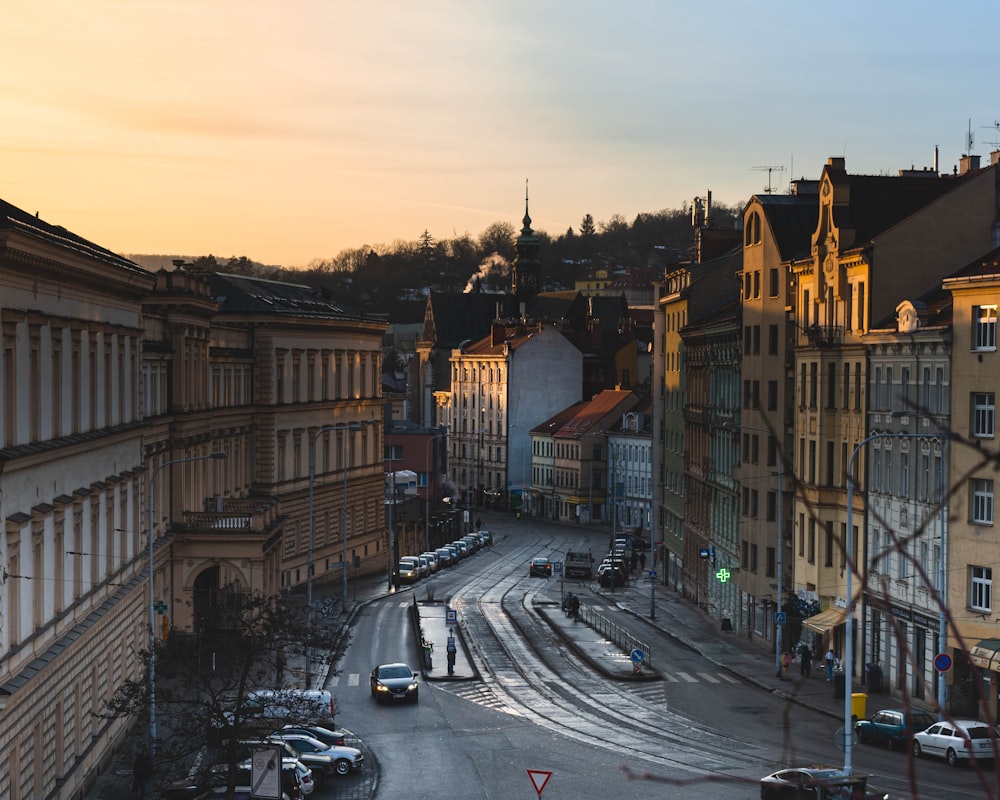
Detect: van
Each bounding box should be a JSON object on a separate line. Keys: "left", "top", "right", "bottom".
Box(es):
{"left": 434, "top": 547, "right": 453, "bottom": 567}
{"left": 242, "top": 688, "right": 336, "bottom": 728}
{"left": 397, "top": 557, "right": 421, "bottom": 583}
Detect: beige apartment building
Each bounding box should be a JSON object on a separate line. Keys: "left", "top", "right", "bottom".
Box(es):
{"left": 790, "top": 155, "right": 1000, "bottom": 684}
{"left": 734, "top": 188, "right": 815, "bottom": 654}
{"left": 0, "top": 202, "right": 386, "bottom": 799}
{"left": 942, "top": 249, "right": 1000, "bottom": 719}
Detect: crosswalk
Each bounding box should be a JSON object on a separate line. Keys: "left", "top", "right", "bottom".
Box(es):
{"left": 330, "top": 668, "right": 740, "bottom": 690}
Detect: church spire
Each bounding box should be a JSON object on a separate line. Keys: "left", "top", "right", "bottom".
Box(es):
{"left": 522, "top": 178, "right": 532, "bottom": 233}
{"left": 512, "top": 178, "right": 541, "bottom": 299}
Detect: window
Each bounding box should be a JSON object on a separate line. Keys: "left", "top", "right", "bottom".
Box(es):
{"left": 769, "top": 267, "right": 780, "bottom": 297}
{"left": 767, "top": 380, "right": 778, "bottom": 411}
{"left": 766, "top": 490, "right": 776, "bottom": 521}
{"left": 972, "top": 392, "right": 995, "bottom": 438}
{"left": 843, "top": 363, "right": 851, "bottom": 409}
{"left": 825, "top": 521, "right": 834, "bottom": 566}
{"left": 827, "top": 362, "right": 837, "bottom": 409}
{"left": 809, "top": 362, "right": 817, "bottom": 408}
{"left": 768, "top": 324, "right": 779, "bottom": 355}
{"left": 873, "top": 367, "right": 882, "bottom": 410}
{"left": 753, "top": 271, "right": 761, "bottom": 299}
{"left": 971, "top": 566, "right": 993, "bottom": 612}
{"left": 753, "top": 325, "right": 760, "bottom": 354}
{"left": 857, "top": 281, "right": 865, "bottom": 330}
{"left": 972, "top": 479, "right": 994, "bottom": 524}
{"left": 743, "top": 326, "right": 752, "bottom": 354}
{"left": 974, "top": 305, "right": 998, "bottom": 351}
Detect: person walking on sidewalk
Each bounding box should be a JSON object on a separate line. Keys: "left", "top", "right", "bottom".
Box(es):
{"left": 825, "top": 647, "right": 836, "bottom": 681}
{"left": 798, "top": 643, "right": 812, "bottom": 678}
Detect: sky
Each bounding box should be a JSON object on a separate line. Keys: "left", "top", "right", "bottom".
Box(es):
{"left": 3, "top": 1, "right": 1000, "bottom": 269}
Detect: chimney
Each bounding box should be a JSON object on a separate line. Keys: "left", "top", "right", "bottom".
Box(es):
{"left": 491, "top": 323, "right": 506, "bottom": 346}
{"left": 933, "top": 145, "right": 939, "bottom": 174}
{"left": 827, "top": 157, "right": 846, "bottom": 170}
{"left": 960, "top": 154, "right": 981, "bottom": 175}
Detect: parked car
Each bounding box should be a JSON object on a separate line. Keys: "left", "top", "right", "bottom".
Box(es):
{"left": 855, "top": 708, "right": 936, "bottom": 749}
{"left": 397, "top": 557, "right": 421, "bottom": 584}
{"left": 279, "top": 724, "right": 349, "bottom": 748}
{"left": 266, "top": 732, "right": 364, "bottom": 782}
{"left": 419, "top": 551, "right": 440, "bottom": 573}
{"left": 234, "top": 757, "right": 312, "bottom": 797}
{"left": 760, "top": 766, "right": 888, "bottom": 799}
{"left": 370, "top": 662, "right": 419, "bottom": 703}
{"left": 434, "top": 547, "right": 453, "bottom": 567}
{"left": 596, "top": 563, "right": 627, "bottom": 587}
{"left": 912, "top": 719, "right": 999, "bottom": 766}
{"left": 529, "top": 557, "right": 552, "bottom": 577}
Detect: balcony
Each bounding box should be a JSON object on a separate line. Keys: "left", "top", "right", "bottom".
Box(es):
{"left": 181, "top": 497, "right": 281, "bottom": 534}
{"left": 803, "top": 324, "right": 843, "bottom": 348}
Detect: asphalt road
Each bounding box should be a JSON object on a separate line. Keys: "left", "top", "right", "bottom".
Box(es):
{"left": 329, "top": 513, "right": 998, "bottom": 800}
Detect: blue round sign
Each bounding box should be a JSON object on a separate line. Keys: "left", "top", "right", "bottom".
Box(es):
{"left": 630, "top": 649, "right": 644, "bottom": 664}
{"left": 934, "top": 653, "right": 952, "bottom": 673}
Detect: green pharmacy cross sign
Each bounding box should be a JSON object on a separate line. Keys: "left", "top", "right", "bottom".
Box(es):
{"left": 715, "top": 567, "right": 731, "bottom": 583}
{"left": 154, "top": 600, "right": 168, "bottom": 614}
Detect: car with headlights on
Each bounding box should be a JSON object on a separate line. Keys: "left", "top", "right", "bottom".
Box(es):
{"left": 370, "top": 662, "right": 419, "bottom": 703}
{"left": 528, "top": 557, "right": 552, "bottom": 577}
{"left": 855, "top": 708, "right": 935, "bottom": 750}
{"left": 912, "top": 718, "right": 999, "bottom": 766}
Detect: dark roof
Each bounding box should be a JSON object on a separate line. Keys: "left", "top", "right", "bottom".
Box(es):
{"left": 425, "top": 292, "right": 519, "bottom": 349}
{"left": 0, "top": 198, "right": 146, "bottom": 276}
{"left": 209, "top": 272, "right": 378, "bottom": 323}
{"left": 869, "top": 244, "right": 1000, "bottom": 331}
{"left": 824, "top": 165, "right": 969, "bottom": 248}
{"left": 756, "top": 194, "right": 819, "bottom": 263}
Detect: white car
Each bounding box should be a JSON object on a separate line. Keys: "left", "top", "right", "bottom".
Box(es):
{"left": 912, "top": 719, "right": 999, "bottom": 766}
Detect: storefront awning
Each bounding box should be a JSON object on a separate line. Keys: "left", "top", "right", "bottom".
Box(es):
{"left": 969, "top": 638, "right": 1000, "bottom": 671}
{"left": 802, "top": 607, "right": 847, "bottom": 634}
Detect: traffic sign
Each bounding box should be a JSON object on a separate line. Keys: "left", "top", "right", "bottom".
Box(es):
{"left": 630, "top": 648, "right": 644, "bottom": 664}
{"left": 774, "top": 611, "right": 787, "bottom": 624}
{"left": 647, "top": 570, "right": 657, "bottom": 579}
{"left": 934, "top": 653, "right": 953, "bottom": 672}
{"left": 527, "top": 769, "right": 552, "bottom": 797}
{"left": 553, "top": 561, "right": 563, "bottom": 574}
{"left": 446, "top": 608, "right": 457, "bottom": 626}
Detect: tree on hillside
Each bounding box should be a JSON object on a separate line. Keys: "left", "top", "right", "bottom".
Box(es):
{"left": 579, "top": 213, "right": 596, "bottom": 239}
{"left": 105, "top": 589, "right": 349, "bottom": 799}
{"left": 478, "top": 221, "right": 517, "bottom": 262}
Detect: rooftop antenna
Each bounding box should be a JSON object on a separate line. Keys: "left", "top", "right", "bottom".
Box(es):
{"left": 965, "top": 118, "right": 975, "bottom": 154}
{"left": 982, "top": 121, "right": 1000, "bottom": 150}
{"left": 751, "top": 165, "right": 786, "bottom": 194}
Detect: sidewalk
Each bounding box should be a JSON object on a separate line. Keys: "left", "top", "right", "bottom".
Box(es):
{"left": 542, "top": 574, "right": 898, "bottom": 724}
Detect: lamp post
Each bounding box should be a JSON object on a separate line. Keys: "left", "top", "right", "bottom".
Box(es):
{"left": 732, "top": 423, "right": 786, "bottom": 680}
{"left": 424, "top": 430, "right": 447, "bottom": 551}
{"left": 307, "top": 422, "right": 361, "bottom": 688}
{"left": 147, "top": 451, "right": 227, "bottom": 755}
{"left": 843, "top": 430, "right": 947, "bottom": 774}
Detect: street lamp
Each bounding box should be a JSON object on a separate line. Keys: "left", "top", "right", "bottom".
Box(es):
{"left": 843, "top": 429, "right": 948, "bottom": 774}
{"left": 424, "top": 430, "right": 447, "bottom": 551}
{"left": 733, "top": 423, "right": 786, "bottom": 681}
{"left": 147, "top": 450, "right": 227, "bottom": 755}
{"left": 307, "top": 422, "right": 362, "bottom": 688}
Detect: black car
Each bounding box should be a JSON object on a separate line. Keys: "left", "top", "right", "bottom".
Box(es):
{"left": 597, "top": 564, "right": 627, "bottom": 587}
{"left": 529, "top": 557, "right": 553, "bottom": 577}
{"left": 279, "top": 724, "right": 349, "bottom": 748}
{"left": 370, "top": 662, "right": 419, "bottom": 703}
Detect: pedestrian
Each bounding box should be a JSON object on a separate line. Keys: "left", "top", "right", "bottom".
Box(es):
{"left": 475, "top": 517, "right": 481, "bottom": 531}
{"left": 781, "top": 651, "right": 792, "bottom": 678}
{"left": 639, "top": 550, "right": 647, "bottom": 571}
{"left": 569, "top": 593, "right": 580, "bottom": 621}
{"left": 798, "top": 643, "right": 812, "bottom": 678}
{"left": 275, "top": 650, "right": 286, "bottom": 684}
{"left": 825, "top": 647, "right": 836, "bottom": 681}
{"left": 132, "top": 746, "right": 154, "bottom": 798}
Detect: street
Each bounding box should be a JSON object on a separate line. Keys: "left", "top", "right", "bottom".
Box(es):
{"left": 325, "top": 512, "right": 998, "bottom": 800}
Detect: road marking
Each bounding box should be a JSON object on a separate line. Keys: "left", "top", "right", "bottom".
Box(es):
{"left": 348, "top": 673, "right": 360, "bottom": 686}
{"left": 676, "top": 672, "right": 698, "bottom": 683}
{"left": 697, "top": 672, "right": 720, "bottom": 683}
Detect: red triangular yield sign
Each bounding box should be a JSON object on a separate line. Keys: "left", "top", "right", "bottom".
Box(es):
{"left": 527, "top": 769, "right": 553, "bottom": 797}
